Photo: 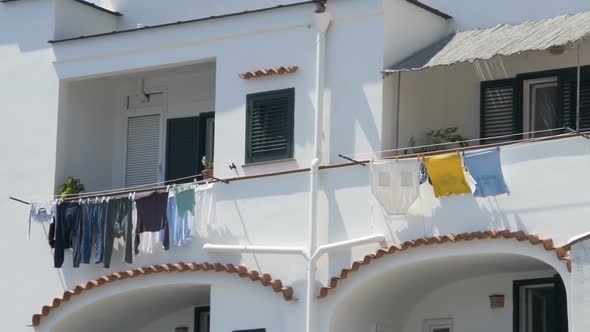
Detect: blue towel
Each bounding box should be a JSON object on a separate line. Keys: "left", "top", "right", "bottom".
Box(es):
{"left": 463, "top": 148, "right": 510, "bottom": 197}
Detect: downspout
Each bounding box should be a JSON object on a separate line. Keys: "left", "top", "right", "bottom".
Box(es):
{"left": 308, "top": 6, "right": 331, "bottom": 332}
{"left": 576, "top": 42, "right": 581, "bottom": 131}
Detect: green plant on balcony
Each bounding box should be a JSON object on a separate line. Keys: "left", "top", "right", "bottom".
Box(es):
{"left": 59, "top": 177, "right": 85, "bottom": 198}
{"left": 406, "top": 127, "right": 468, "bottom": 154}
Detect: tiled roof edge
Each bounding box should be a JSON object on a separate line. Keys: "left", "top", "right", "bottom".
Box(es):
{"left": 318, "top": 230, "right": 571, "bottom": 299}
{"left": 239, "top": 66, "right": 299, "bottom": 79}
{"left": 31, "top": 262, "right": 295, "bottom": 327}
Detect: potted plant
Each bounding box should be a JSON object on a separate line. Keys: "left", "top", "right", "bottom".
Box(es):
{"left": 201, "top": 155, "right": 214, "bottom": 179}
{"left": 59, "top": 177, "right": 85, "bottom": 199}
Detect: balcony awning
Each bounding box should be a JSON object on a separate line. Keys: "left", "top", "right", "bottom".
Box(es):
{"left": 384, "top": 11, "right": 590, "bottom": 74}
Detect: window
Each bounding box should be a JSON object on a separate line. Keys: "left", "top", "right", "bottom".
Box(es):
{"left": 194, "top": 306, "right": 210, "bottom": 332}
{"left": 480, "top": 65, "right": 590, "bottom": 142}
{"left": 513, "top": 276, "right": 568, "bottom": 332}
{"left": 523, "top": 77, "right": 559, "bottom": 138}
{"left": 125, "top": 114, "right": 163, "bottom": 187}
{"left": 423, "top": 318, "right": 453, "bottom": 332}
{"left": 245, "top": 88, "right": 295, "bottom": 164}
{"left": 166, "top": 113, "right": 215, "bottom": 182}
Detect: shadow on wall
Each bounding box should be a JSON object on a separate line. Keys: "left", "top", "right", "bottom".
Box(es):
{"left": 325, "top": 19, "right": 382, "bottom": 164}
{"left": 58, "top": 222, "right": 242, "bottom": 290}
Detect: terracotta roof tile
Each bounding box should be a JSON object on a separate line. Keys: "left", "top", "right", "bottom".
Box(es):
{"left": 317, "top": 230, "right": 571, "bottom": 299}
{"left": 31, "top": 262, "right": 294, "bottom": 327}
{"left": 239, "top": 66, "right": 299, "bottom": 79}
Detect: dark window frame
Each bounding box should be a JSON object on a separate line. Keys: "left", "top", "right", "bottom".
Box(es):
{"left": 194, "top": 306, "right": 211, "bottom": 332}
{"left": 245, "top": 88, "right": 295, "bottom": 164}
{"left": 512, "top": 275, "right": 568, "bottom": 332}
{"left": 480, "top": 65, "right": 590, "bottom": 140}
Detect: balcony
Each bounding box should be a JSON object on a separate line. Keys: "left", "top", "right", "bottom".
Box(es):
{"left": 55, "top": 61, "right": 217, "bottom": 193}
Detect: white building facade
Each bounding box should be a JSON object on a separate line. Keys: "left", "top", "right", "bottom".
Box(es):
{"left": 1, "top": 0, "right": 590, "bottom": 331}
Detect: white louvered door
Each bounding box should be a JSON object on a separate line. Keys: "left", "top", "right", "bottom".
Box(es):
{"left": 125, "top": 114, "right": 162, "bottom": 187}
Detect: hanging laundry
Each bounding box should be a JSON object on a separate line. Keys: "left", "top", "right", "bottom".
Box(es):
{"left": 423, "top": 153, "right": 472, "bottom": 198}
{"left": 371, "top": 159, "right": 421, "bottom": 215}
{"left": 134, "top": 192, "right": 169, "bottom": 255}
{"left": 80, "top": 201, "right": 107, "bottom": 264}
{"left": 103, "top": 197, "right": 133, "bottom": 268}
{"left": 195, "top": 183, "right": 216, "bottom": 234}
{"left": 463, "top": 148, "right": 510, "bottom": 197}
{"left": 166, "top": 184, "right": 195, "bottom": 247}
{"left": 28, "top": 201, "right": 56, "bottom": 239}
{"left": 53, "top": 202, "right": 83, "bottom": 268}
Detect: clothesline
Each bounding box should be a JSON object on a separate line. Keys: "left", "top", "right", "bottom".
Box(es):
{"left": 342, "top": 127, "right": 577, "bottom": 160}
{"left": 9, "top": 171, "right": 228, "bottom": 205}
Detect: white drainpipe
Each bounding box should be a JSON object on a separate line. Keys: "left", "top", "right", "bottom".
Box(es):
{"left": 204, "top": 6, "right": 385, "bottom": 332}
{"left": 307, "top": 9, "right": 332, "bottom": 332}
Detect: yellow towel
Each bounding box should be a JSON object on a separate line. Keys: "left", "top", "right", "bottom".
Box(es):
{"left": 424, "top": 153, "right": 472, "bottom": 198}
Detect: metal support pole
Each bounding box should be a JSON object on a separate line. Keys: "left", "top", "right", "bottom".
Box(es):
{"left": 577, "top": 42, "right": 582, "bottom": 131}
{"left": 395, "top": 72, "right": 402, "bottom": 155}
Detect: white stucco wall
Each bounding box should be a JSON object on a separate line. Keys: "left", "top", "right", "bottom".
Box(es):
{"left": 54, "top": 0, "right": 118, "bottom": 40}
{"left": 51, "top": 0, "right": 386, "bottom": 178}
{"left": 403, "top": 271, "right": 555, "bottom": 332}
{"left": 0, "top": 1, "right": 62, "bottom": 331}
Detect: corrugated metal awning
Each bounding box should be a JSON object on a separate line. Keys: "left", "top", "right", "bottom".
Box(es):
{"left": 385, "top": 11, "right": 590, "bottom": 74}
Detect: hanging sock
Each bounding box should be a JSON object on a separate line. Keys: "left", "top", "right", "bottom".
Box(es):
{"left": 371, "top": 159, "right": 421, "bottom": 215}
{"left": 463, "top": 148, "right": 510, "bottom": 197}
{"left": 423, "top": 153, "right": 472, "bottom": 198}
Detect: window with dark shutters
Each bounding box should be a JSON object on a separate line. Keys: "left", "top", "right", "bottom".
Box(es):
{"left": 561, "top": 79, "right": 590, "bottom": 131}
{"left": 480, "top": 79, "right": 520, "bottom": 143}
{"left": 245, "top": 88, "right": 295, "bottom": 164}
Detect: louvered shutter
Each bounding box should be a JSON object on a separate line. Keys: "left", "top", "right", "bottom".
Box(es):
{"left": 246, "top": 88, "right": 295, "bottom": 164}
{"left": 561, "top": 79, "right": 590, "bottom": 131}
{"left": 125, "top": 114, "right": 161, "bottom": 187}
{"left": 480, "top": 79, "right": 520, "bottom": 143}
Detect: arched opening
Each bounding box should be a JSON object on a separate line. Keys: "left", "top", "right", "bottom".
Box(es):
{"left": 34, "top": 263, "right": 293, "bottom": 332}
{"left": 326, "top": 244, "right": 570, "bottom": 332}
{"left": 50, "top": 284, "right": 210, "bottom": 332}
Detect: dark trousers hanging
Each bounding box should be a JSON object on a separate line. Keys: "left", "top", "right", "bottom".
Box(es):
{"left": 81, "top": 202, "right": 107, "bottom": 264}
{"left": 54, "top": 202, "right": 83, "bottom": 268}
{"left": 103, "top": 198, "right": 133, "bottom": 268}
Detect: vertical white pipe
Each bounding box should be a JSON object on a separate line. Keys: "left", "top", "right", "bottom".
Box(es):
{"left": 307, "top": 10, "right": 331, "bottom": 332}
{"left": 576, "top": 42, "right": 582, "bottom": 131}
{"left": 394, "top": 72, "right": 402, "bottom": 155}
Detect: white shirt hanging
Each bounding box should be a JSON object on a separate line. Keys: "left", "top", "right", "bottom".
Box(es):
{"left": 371, "top": 158, "right": 421, "bottom": 215}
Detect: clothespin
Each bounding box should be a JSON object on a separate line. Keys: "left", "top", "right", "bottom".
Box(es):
{"left": 78, "top": 198, "right": 83, "bottom": 205}
{"left": 95, "top": 197, "right": 98, "bottom": 204}
{"left": 166, "top": 185, "right": 170, "bottom": 192}
{"left": 394, "top": 155, "right": 399, "bottom": 162}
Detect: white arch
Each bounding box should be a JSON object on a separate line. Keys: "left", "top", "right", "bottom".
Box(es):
{"left": 36, "top": 271, "right": 294, "bottom": 332}
{"left": 320, "top": 239, "right": 572, "bottom": 332}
